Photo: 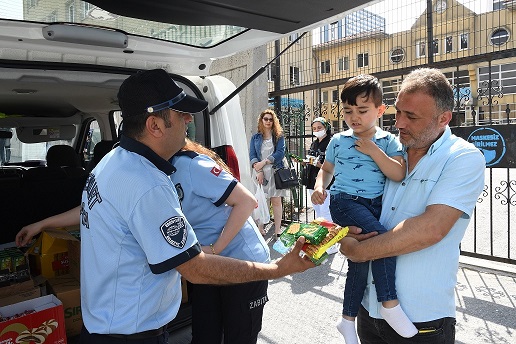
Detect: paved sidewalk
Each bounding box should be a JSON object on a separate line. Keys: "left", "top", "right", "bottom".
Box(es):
{"left": 254, "top": 227, "right": 516, "bottom": 344}
{"left": 166, "top": 221, "right": 516, "bottom": 344}
{"left": 166, "top": 225, "right": 516, "bottom": 344}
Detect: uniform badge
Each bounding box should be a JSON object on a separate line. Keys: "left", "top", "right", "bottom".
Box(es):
{"left": 210, "top": 165, "right": 222, "bottom": 176}
{"left": 160, "top": 216, "right": 188, "bottom": 248}
{"left": 175, "top": 183, "right": 184, "bottom": 204}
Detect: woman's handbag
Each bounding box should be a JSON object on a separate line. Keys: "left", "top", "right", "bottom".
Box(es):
{"left": 274, "top": 167, "right": 299, "bottom": 189}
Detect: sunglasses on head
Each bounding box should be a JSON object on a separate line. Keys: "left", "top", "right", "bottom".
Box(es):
{"left": 262, "top": 117, "right": 273, "bottom": 122}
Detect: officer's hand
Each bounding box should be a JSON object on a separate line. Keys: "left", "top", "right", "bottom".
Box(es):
{"left": 274, "top": 236, "right": 315, "bottom": 275}
{"left": 16, "top": 222, "right": 43, "bottom": 247}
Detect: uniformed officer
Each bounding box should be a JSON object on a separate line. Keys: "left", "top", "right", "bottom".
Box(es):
{"left": 171, "top": 140, "right": 270, "bottom": 344}
{"left": 78, "top": 69, "right": 314, "bottom": 343}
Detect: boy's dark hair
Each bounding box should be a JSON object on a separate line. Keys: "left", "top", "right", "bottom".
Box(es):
{"left": 340, "top": 74, "right": 383, "bottom": 107}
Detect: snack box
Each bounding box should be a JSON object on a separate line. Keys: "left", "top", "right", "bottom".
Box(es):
{"left": 0, "top": 244, "right": 40, "bottom": 307}
{"left": 0, "top": 246, "right": 31, "bottom": 288}
{"left": 273, "top": 218, "right": 348, "bottom": 265}
{"left": 27, "top": 228, "right": 79, "bottom": 279}
{"left": 0, "top": 294, "right": 66, "bottom": 344}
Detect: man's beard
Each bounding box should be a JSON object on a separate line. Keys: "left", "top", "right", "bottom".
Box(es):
{"left": 400, "top": 117, "right": 440, "bottom": 149}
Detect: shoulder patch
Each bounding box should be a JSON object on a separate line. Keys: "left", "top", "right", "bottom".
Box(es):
{"left": 210, "top": 165, "right": 222, "bottom": 176}
{"left": 160, "top": 216, "right": 188, "bottom": 248}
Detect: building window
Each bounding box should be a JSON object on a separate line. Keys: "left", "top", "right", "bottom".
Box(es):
{"left": 445, "top": 36, "right": 453, "bottom": 53}
{"left": 332, "top": 90, "right": 339, "bottom": 103}
{"left": 83, "top": 2, "right": 92, "bottom": 19}
{"left": 490, "top": 28, "right": 510, "bottom": 46}
{"left": 289, "top": 66, "right": 300, "bottom": 86}
{"left": 338, "top": 57, "right": 349, "bottom": 71}
{"left": 479, "top": 63, "right": 516, "bottom": 96}
{"left": 288, "top": 32, "right": 300, "bottom": 43}
{"left": 416, "top": 41, "right": 426, "bottom": 57}
{"left": 434, "top": 0, "right": 447, "bottom": 13}
{"left": 382, "top": 78, "right": 402, "bottom": 107}
{"left": 266, "top": 62, "right": 276, "bottom": 82}
{"left": 390, "top": 48, "right": 405, "bottom": 63}
{"left": 493, "top": 0, "right": 505, "bottom": 10}
{"left": 322, "top": 91, "right": 328, "bottom": 103}
{"left": 444, "top": 70, "right": 471, "bottom": 108}
{"left": 320, "top": 60, "right": 330, "bottom": 74}
{"left": 329, "top": 21, "right": 339, "bottom": 41}
{"left": 67, "top": 2, "right": 75, "bottom": 22}
{"left": 27, "top": 0, "right": 37, "bottom": 8}
{"left": 357, "top": 53, "right": 369, "bottom": 68}
{"left": 459, "top": 33, "right": 469, "bottom": 50}
{"left": 431, "top": 39, "right": 439, "bottom": 55}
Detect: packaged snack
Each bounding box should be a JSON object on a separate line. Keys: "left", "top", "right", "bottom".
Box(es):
{"left": 273, "top": 219, "right": 348, "bottom": 264}
{"left": 302, "top": 225, "right": 348, "bottom": 261}
{"left": 284, "top": 222, "right": 328, "bottom": 245}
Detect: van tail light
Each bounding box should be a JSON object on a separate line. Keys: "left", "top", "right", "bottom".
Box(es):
{"left": 213, "top": 145, "right": 240, "bottom": 182}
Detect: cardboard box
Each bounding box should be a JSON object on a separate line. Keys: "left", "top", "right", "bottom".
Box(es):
{"left": 0, "top": 286, "right": 40, "bottom": 307}
{"left": 0, "top": 279, "right": 35, "bottom": 300}
{"left": 27, "top": 228, "right": 79, "bottom": 279}
{"left": 0, "top": 294, "right": 66, "bottom": 344}
{"left": 47, "top": 275, "right": 82, "bottom": 338}
{"left": 66, "top": 229, "right": 80, "bottom": 282}
{"left": 0, "top": 276, "right": 45, "bottom": 307}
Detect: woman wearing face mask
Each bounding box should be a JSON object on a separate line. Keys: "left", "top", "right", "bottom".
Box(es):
{"left": 301, "top": 117, "right": 333, "bottom": 222}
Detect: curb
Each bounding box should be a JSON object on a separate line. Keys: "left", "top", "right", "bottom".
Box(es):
{"left": 459, "top": 255, "right": 516, "bottom": 277}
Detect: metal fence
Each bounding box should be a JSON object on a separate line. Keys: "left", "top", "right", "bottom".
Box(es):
{"left": 275, "top": 97, "right": 515, "bottom": 265}
{"left": 267, "top": 0, "right": 516, "bottom": 264}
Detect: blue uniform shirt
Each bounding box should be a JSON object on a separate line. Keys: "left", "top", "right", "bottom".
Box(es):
{"left": 80, "top": 135, "right": 201, "bottom": 334}
{"left": 362, "top": 127, "right": 485, "bottom": 322}
{"left": 325, "top": 127, "right": 403, "bottom": 199}
{"left": 170, "top": 151, "right": 270, "bottom": 263}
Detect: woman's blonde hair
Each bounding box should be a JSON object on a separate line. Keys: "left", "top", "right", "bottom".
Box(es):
{"left": 257, "top": 109, "right": 283, "bottom": 139}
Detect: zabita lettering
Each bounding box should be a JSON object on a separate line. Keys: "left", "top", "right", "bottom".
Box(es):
{"left": 249, "top": 295, "right": 269, "bottom": 310}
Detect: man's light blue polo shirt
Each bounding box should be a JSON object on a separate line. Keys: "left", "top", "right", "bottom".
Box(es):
{"left": 80, "top": 136, "right": 201, "bottom": 334}
{"left": 362, "top": 127, "right": 485, "bottom": 322}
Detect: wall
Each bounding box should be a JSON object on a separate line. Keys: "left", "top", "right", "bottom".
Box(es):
{"left": 210, "top": 46, "right": 269, "bottom": 143}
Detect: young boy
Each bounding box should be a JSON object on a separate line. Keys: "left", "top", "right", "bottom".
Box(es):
{"left": 311, "top": 74, "right": 417, "bottom": 344}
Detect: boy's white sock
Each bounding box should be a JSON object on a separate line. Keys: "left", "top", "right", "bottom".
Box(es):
{"left": 336, "top": 317, "right": 359, "bottom": 344}
{"left": 380, "top": 304, "right": 418, "bottom": 338}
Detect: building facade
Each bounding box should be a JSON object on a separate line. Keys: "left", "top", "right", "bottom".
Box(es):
{"left": 268, "top": 0, "right": 516, "bottom": 134}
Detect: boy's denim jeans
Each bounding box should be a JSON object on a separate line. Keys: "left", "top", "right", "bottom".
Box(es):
{"left": 330, "top": 192, "right": 397, "bottom": 317}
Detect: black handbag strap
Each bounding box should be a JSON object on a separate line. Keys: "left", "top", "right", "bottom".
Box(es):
{"left": 271, "top": 135, "right": 294, "bottom": 170}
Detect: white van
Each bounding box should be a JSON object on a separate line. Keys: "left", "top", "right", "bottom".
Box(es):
{"left": 0, "top": 0, "right": 375, "bottom": 336}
